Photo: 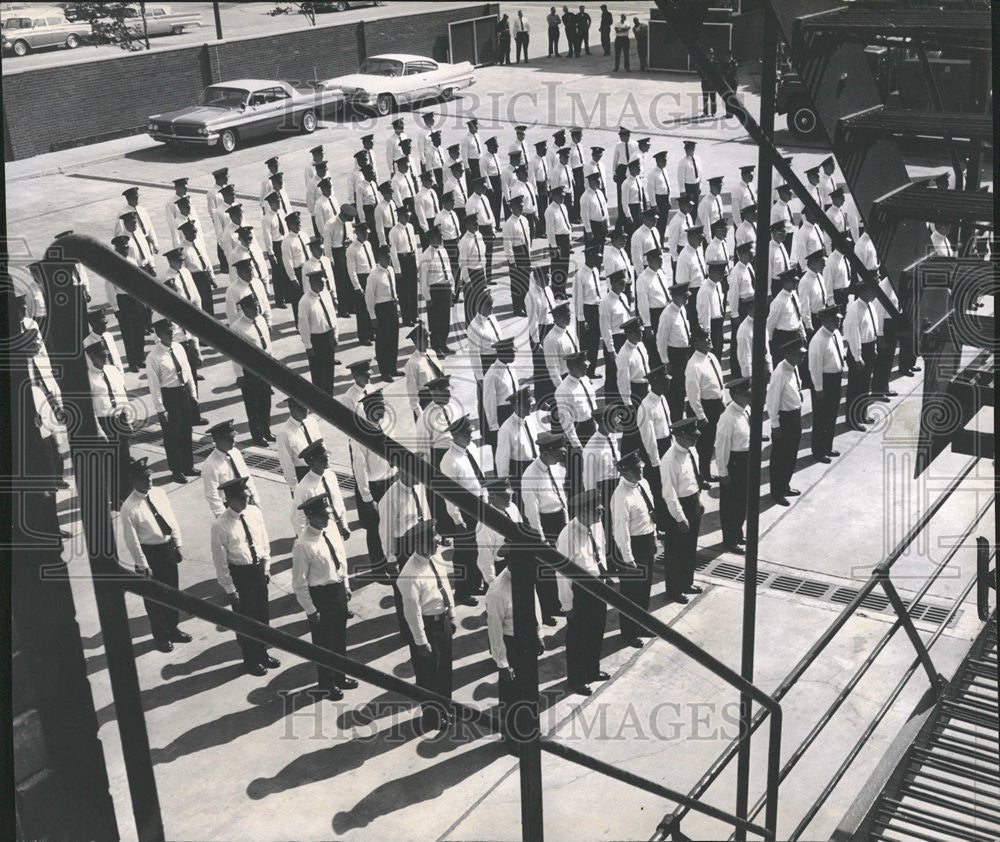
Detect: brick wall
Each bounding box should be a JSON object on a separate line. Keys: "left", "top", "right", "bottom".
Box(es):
{"left": 3, "top": 4, "right": 498, "bottom": 160}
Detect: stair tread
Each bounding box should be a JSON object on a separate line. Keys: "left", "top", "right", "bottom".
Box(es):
{"left": 798, "top": 6, "right": 990, "bottom": 46}
{"left": 840, "top": 106, "right": 994, "bottom": 140}
{"left": 872, "top": 183, "right": 994, "bottom": 226}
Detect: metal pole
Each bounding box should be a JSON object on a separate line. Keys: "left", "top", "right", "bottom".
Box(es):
{"left": 734, "top": 8, "right": 778, "bottom": 839}
{"left": 42, "top": 262, "right": 164, "bottom": 842}
{"left": 213, "top": 0, "right": 223, "bottom": 40}
{"left": 510, "top": 548, "right": 544, "bottom": 842}
{"left": 877, "top": 573, "right": 943, "bottom": 693}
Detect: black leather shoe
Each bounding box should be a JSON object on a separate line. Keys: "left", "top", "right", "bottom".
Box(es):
{"left": 828, "top": 450, "right": 840, "bottom": 457}
{"left": 459, "top": 595, "right": 478, "bottom": 607}
{"left": 910, "top": 365, "right": 921, "bottom": 373}
{"left": 251, "top": 437, "right": 269, "bottom": 448}
{"left": 725, "top": 543, "right": 745, "bottom": 555}
{"left": 885, "top": 390, "right": 898, "bottom": 397}
{"left": 542, "top": 615, "right": 558, "bottom": 627}
{"left": 318, "top": 685, "right": 344, "bottom": 701}
{"left": 193, "top": 417, "right": 210, "bottom": 426}
{"left": 168, "top": 629, "right": 192, "bottom": 643}
{"left": 705, "top": 474, "right": 720, "bottom": 482}
{"left": 591, "top": 671, "right": 611, "bottom": 681}
{"left": 171, "top": 473, "right": 188, "bottom": 484}
{"left": 699, "top": 480, "right": 712, "bottom": 490}
{"left": 761, "top": 434, "right": 770, "bottom": 442}
{"left": 683, "top": 585, "right": 703, "bottom": 594}
{"left": 815, "top": 454, "right": 832, "bottom": 464}
{"left": 261, "top": 655, "right": 281, "bottom": 669}
{"left": 786, "top": 488, "right": 801, "bottom": 496}
{"left": 183, "top": 469, "right": 201, "bottom": 477}
{"left": 570, "top": 683, "right": 593, "bottom": 696}
{"left": 670, "top": 592, "right": 690, "bottom": 605}
{"left": 336, "top": 677, "right": 359, "bottom": 690}
{"left": 263, "top": 432, "right": 276, "bottom": 442}
{"left": 862, "top": 416, "right": 875, "bottom": 424}
{"left": 771, "top": 494, "right": 790, "bottom": 507}
{"left": 156, "top": 639, "right": 174, "bottom": 653}
{"left": 245, "top": 662, "right": 267, "bottom": 676}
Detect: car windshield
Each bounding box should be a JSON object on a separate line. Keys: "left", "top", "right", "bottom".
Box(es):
{"left": 197, "top": 87, "right": 249, "bottom": 109}
{"left": 359, "top": 58, "right": 403, "bottom": 77}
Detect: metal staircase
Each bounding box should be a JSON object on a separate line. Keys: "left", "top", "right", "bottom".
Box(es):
{"left": 838, "top": 106, "right": 993, "bottom": 142}
{"left": 864, "top": 616, "right": 999, "bottom": 842}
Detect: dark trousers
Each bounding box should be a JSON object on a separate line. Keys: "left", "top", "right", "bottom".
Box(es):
{"left": 537, "top": 510, "right": 566, "bottom": 620}
{"left": 453, "top": 514, "right": 483, "bottom": 599}
{"left": 846, "top": 343, "right": 875, "bottom": 428}
{"left": 600, "top": 27, "right": 611, "bottom": 55}
{"left": 216, "top": 243, "right": 229, "bottom": 275}
{"left": 353, "top": 273, "right": 374, "bottom": 343}
{"left": 498, "top": 634, "right": 527, "bottom": 742}
{"left": 770, "top": 409, "right": 802, "bottom": 495}
{"left": 872, "top": 319, "right": 898, "bottom": 394}
{"left": 636, "top": 36, "right": 648, "bottom": 70}
{"left": 397, "top": 253, "right": 419, "bottom": 325}
{"left": 465, "top": 267, "right": 487, "bottom": 325}
{"left": 479, "top": 225, "right": 496, "bottom": 282}
{"left": 467, "top": 159, "right": 481, "bottom": 184}
{"left": 229, "top": 561, "right": 270, "bottom": 665}
{"left": 515, "top": 31, "right": 529, "bottom": 62}
{"left": 288, "top": 264, "right": 305, "bottom": 322}
{"left": 581, "top": 303, "right": 601, "bottom": 371}
{"left": 643, "top": 436, "right": 671, "bottom": 526}
{"left": 511, "top": 245, "right": 531, "bottom": 315}
{"left": 239, "top": 371, "right": 273, "bottom": 440}
{"left": 161, "top": 386, "right": 194, "bottom": 475}
{"left": 190, "top": 270, "right": 215, "bottom": 316}
{"left": 180, "top": 339, "right": 201, "bottom": 385}
{"left": 427, "top": 286, "right": 453, "bottom": 352}
{"left": 571, "top": 169, "right": 584, "bottom": 222}
{"left": 374, "top": 300, "right": 400, "bottom": 379}
{"left": 664, "top": 493, "right": 702, "bottom": 595}
{"left": 413, "top": 613, "right": 453, "bottom": 728}
{"left": 270, "top": 244, "right": 294, "bottom": 309}
{"left": 702, "top": 90, "right": 717, "bottom": 116}
{"left": 535, "top": 186, "right": 548, "bottom": 237}
{"left": 603, "top": 332, "right": 625, "bottom": 402}
{"left": 487, "top": 178, "right": 503, "bottom": 224}
{"left": 709, "top": 316, "right": 725, "bottom": 362}
{"left": 140, "top": 541, "right": 181, "bottom": 641}
{"left": 666, "top": 347, "right": 690, "bottom": 420}
{"left": 811, "top": 372, "right": 842, "bottom": 457}
{"left": 98, "top": 413, "right": 131, "bottom": 508}
{"left": 551, "top": 234, "right": 571, "bottom": 295}
{"left": 646, "top": 307, "right": 665, "bottom": 369}
{"left": 586, "top": 220, "right": 608, "bottom": 256}
{"left": 116, "top": 294, "right": 147, "bottom": 369}
{"left": 331, "top": 247, "right": 353, "bottom": 314}
{"left": 548, "top": 25, "right": 560, "bottom": 55}
{"left": 355, "top": 478, "right": 390, "bottom": 566}
{"left": 307, "top": 329, "right": 336, "bottom": 394}
{"left": 618, "top": 532, "right": 655, "bottom": 640}
{"left": 308, "top": 581, "right": 349, "bottom": 688}
{"left": 566, "top": 584, "right": 607, "bottom": 686}
{"left": 613, "top": 36, "right": 630, "bottom": 70}
{"left": 695, "top": 397, "right": 723, "bottom": 477}
{"left": 534, "top": 338, "right": 555, "bottom": 406}
{"left": 580, "top": 25, "right": 590, "bottom": 53}
{"left": 720, "top": 451, "right": 748, "bottom": 545}
{"left": 654, "top": 195, "right": 670, "bottom": 239}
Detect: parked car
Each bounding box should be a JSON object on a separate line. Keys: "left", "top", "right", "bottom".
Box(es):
{"left": 324, "top": 53, "right": 476, "bottom": 116}
{"left": 147, "top": 79, "right": 345, "bottom": 154}
{"left": 309, "top": 1, "right": 383, "bottom": 12}
{"left": 1, "top": 6, "right": 90, "bottom": 56}
{"left": 93, "top": 4, "right": 202, "bottom": 38}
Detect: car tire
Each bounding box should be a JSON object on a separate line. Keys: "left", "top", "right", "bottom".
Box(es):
{"left": 375, "top": 93, "right": 396, "bottom": 116}
{"left": 12, "top": 39, "right": 30, "bottom": 57}
{"left": 336, "top": 1, "right": 348, "bottom": 10}
{"left": 171, "top": 24, "right": 185, "bottom": 35}
{"left": 300, "top": 110, "right": 317, "bottom": 133}
{"left": 441, "top": 87, "right": 454, "bottom": 101}
{"left": 219, "top": 129, "right": 238, "bottom": 154}
{"left": 787, "top": 97, "right": 820, "bottom": 141}
{"left": 65, "top": 34, "right": 80, "bottom": 49}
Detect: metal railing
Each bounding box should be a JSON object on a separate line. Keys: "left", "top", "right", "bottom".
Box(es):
{"left": 654, "top": 457, "right": 993, "bottom": 840}
{"left": 46, "top": 234, "right": 785, "bottom": 842}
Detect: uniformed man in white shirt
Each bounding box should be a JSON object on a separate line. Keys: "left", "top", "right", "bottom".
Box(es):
{"left": 556, "top": 489, "right": 610, "bottom": 694}
{"left": 306, "top": 159, "right": 332, "bottom": 238}
{"left": 771, "top": 183, "right": 795, "bottom": 251}
{"left": 230, "top": 294, "right": 274, "bottom": 447}
{"left": 531, "top": 139, "right": 551, "bottom": 238}
{"left": 611, "top": 449, "right": 659, "bottom": 647}
{"left": 545, "top": 185, "right": 573, "bottom": 296}
{"left": 392, "top": 154, "right": 420, "bottom": 220}
{"left": 432, "top": 191, "right": 463, "bottom": 293}
{"left": 735, "top": 202, "right": 758, "bottom": 250}
{"left": 731, "top": 165, "right": 756, "bottom": 227}
{"left": 292, "top": 493, "right": 358, "bottom": 699}
{"left": 543, "top": 300, "right": 580, "bottom": 390}
{"left": 697, "top": 175, "right": 725, "bottom": 233}
{"left": 281, "top": 210, "right": 309, "bottom": 319}
{"left": 736, "top": 310, "right": 771, "bottom": 382}
{"left": 620, "top": 156, "right": 647, "bottom": 237}
{"left": 675, "top": 224, "right": 708, "bottom": 324}
{"left": 225, "top": 254, "right": 270, "bottom": 329}
{"left": 818, "top": 155, "right": 836, "bottom": 206}
{"left": 210, "top": 476, "right": 279, "bottom": 676}
{"left": 500, "top": 150, "right": 521, "bottom": 218}
{"left": 715, "top": 376, "right": 751, "bottom": 552}
{"left": 166, "top": 177, "right": 199, "bottom": 247}
{"left": 462, "top": 117, "right": 483, "bottom": 181}
{"left": 616, "top": 317, "right": 651, "bottom": 414}
{"left": 808, "top": 305, "right": 847, "bottom": 462}
{"left": 275, "top": 396, "right": 321, "bottom": 492}
{"left": 295, "top": 439, "right": 351, "bottom": 539}
{"left": 424, "top": 127, "right": 446, "bottom": 192}
{"left": 574, "top": 247, "right": 604, "bottom": 376}
{"left": 397, "top": 519, "right": 456, "bottom": 731}
{"left": 201, "top": 419, "right": 259, "bottom": 518}
{"left": 477, "top": 477, "right": 522, "bottom": 587}
{"left": 798, "top": 247, "right": 831, "bottom": 338}
{"left": 655, "top": 282, "right": 692, "bottom": 421}
{"left": 554, "top": 350, "right": 599, "bottom": 457}
{"left": 685, "top": 326, "right": 726, "bottom": 481}
{"left": 402, "top": 322, "right": 445, "bottom": 421}
{"left": 118, "top": 209, "right": 156, "bottom": 278}
{"left": 207, "top": 166, "right": 229, "bottom": 237}
{"left": 482, "top": 337, "right": 520, "bottom": 450}
{"left": 438, "top": 415, "right": 486, "bottom": 604}
{"left": 767, "top": 219, "right": 793, "bottom": 296}
{"left": 298, "top": 270, "right": 339, "bottom": 394}
{"left": 677, "top": 140, "right": 702, "bottom": 197}
{"left": 389, "top": 205, "right": 420, "bottom": 327}
{"left": 697, "top": 259, "right": 728, "bottom": 360}
{"left": 646, "top": 149, "right": 671, "bottom": 239}
{"left": 611, "top": 126, "right": 635, "bottom": 211}
{"left": 766, "top": 267, "right": 805, "bottom": 362}
{"left": 586, "top": 146, "right": 608, "bottom": 201}
{"left": 85, "top": 303, "right": 124, "bottom": 375}
{"left": 385, "top": 117, "right": 406, "bottom": 173}
{"left": 599, "top": 270, "right": 632, "bottom": 400}
{"left": 119, "top": 457, "right": 190, "bottom": 652}
{"left": 147, "top": 318, "right": 198, "bottom": 483}
{"left": 581, "top": 170, "right": 610, "bottom": 253}
{"left": 345, "top": 221, "right": 376, "bottom": 345}
{"left": 765, "top": 340, "right": 806, "bottom": 505}
{"left": 350, "top": 390, "right": 397, "bottom": 572}
{"left": 502, "top": 194, "right": 533, "bottom": 315}
{"left": 444, "top": 159, "right": 469, "bottom": 230}
{"left": 419, "top": 227, "right": 455, "bottom": 355}
{"left": 661, "top": 417, "right": 704, "bottom": 603}
{"left": 365, "top": 245, "right": 401, "bottom": 382}
{"left": 631, "top": 207, "right": 664, "bottom": 273}
{"left": 496, "top": 386, "right": 540, "bottom": 488}
{"left": 843, "top": 280, "right": 879, "bottom": 431}
{"left": 509, "top": 162, "right": 539, "bottom": 239}
{"left": 85, "top": 337, "right": 132, "bottom": 507}
{"left": 415, "top": 170, "right": 441, "bottom": 247}
{"left": 635, "top": 364, "right": 671, "bottom": 521}
{"left": 259, "top": 155, "right": 280, "bottom": 215}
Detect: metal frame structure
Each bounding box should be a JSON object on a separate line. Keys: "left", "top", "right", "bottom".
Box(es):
{"left": 40, "top": 233, "right": 785, "bottom": 842}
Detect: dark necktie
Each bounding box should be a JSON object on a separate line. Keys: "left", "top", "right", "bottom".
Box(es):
{"left": 427, "top": 556, "right": 454, "bottom": 616}
{"left": 637, "top": 482, "right": 654, "bottom": 515}
{"left": 581, "top": 379, "right": 596, "bottom": 412}
{"left": 168, "top": 347, "right": 186, "bottom": 386}
{"left": 832, "top": 332, "right": 844, "bottom": 369}
{"left": 405, "top": 227, "right": 415, "bottom": 254}
{"left": 466, "top": 449, "right": 485, "bottom": 483}
{"left": 101, "top": 334, "right": 114, "bottom": 362}
{"left": 524, "top": 420, "right": 537, "bottom": 458}
{"left": 146, "top": 495, "right": 172, "bottom": 535}
{"left": 411, "top": 486, "right": 425, "bottom": 520}
{"left": 102, "top": 369, "right": 118, "bottom": 408}
{"left": 585, "top": 523, "right": 608, "bottom": 576}
{"left": 239, "top": 514, "right": 260, "bottom": 563}
{"left": 680, "top": 309, "right": 691, "bottom": 344}
{"left": 866, "top": 303, "right": 877, "bottom": 337}
{"left": 545, "top": 465, "right": 567, "bottom": 512}
{"left": 276, "top": 215, "right": 286, "bottom": 236}
{"left": 608, "top": 435, "right": 619, "bottom": 465}
{"left": 252, "top": 318, "right": 267, "bottom": 351}
{"left": 691, "top": 156, "right": 698, "bottom": 180}
{"left": 31, "top": 362, "right": 63, "bottom": 416}
{"left": 708, "top": 355, "right": 723, "bottom": 390}
{"left": 227, "top": 453, "right": 241, "bottom": 482}
{"left": 790, "top": 292, "right": 802, "bottom": 321}
{"left": 301, "top": 422, "right": 313, "bottom": 445}
{"left": 689, "top": 451, "right": 701, "bottom": 484}
{"left": 387, "top": 268, "right": 397, "bottom": 301}
{"left": 322, "top": 531, "right": 344, "bottom": 575}
{"left": 426, "top": 353, "right": 444, "bottom": 378}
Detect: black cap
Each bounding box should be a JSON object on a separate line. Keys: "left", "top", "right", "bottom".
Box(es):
{"left": 616, "top": 449, "right": 644, "bottom": 470}
{"left": 207, "top": 419, "right": 236, "bottom": 438}
{"left": 780, "top": 339, "right": 807, "bottom": 356}
{"left": 299, "top": 439, "right": 327, "bottom": 462}
{"left": 128, "top": 457, "right": 152, "bottom": 477}
{"left": 298, "top": 493, "right": 330, "bottom": 515}
{"left": 671, "top": 417, "right": 700, "bottom": 437}
{"left": 218, "top": 476, "right": 250, "bottom": 497}
{"left": 725, "top": 376, "right": 751, "bottom": 394}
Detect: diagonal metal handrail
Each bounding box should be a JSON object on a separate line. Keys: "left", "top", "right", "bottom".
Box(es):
{"left": 53, "top": 234, "right": 784, "bottom": 840}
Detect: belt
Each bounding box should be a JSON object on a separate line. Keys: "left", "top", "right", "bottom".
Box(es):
{"left": 423, "top": 611, "right": 450, "bottom": 623}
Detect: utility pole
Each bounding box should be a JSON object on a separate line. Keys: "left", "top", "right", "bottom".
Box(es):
{"left": 213, "top": 1, "right": 223, "bottom": 41}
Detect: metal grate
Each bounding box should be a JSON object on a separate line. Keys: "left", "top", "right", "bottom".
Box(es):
{"left": 696, "top": 558, "right": 960, "bottom": 629}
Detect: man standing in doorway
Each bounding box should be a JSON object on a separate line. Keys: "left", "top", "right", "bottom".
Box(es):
{"left": 513, "top": 9, "right": 530, "bottom": 63}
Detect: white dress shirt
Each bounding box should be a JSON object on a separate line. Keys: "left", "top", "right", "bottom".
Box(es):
{"left": 230, "top": 314, "right": 271, "bottom": 377}
{"left": 543, "top": 325, "right": 579, "bottom": 385}
{"left": 599, "top": 290, "right": 632, "bottom": 351}
{"left": 612, "top": 478, "right": 656, "bottom": 564}
{"left": 486, "top": 567, "right": 543, "bottom": 666}
{"left": 727, "top": 260, "right": 755, "bottom": 317}
{"left": 554, "top": 375, "right": 598, "bottom": 451}
{"left": 477, "top": 503, "right": 522, "bottom": 586}
{"left": 766, "top": 289, "right": 804, "bottom": 338}
{"left": 655, "top": 301, "right": 692, "bottom": 361}
{"left": 120, "top": 488, "right": 181, "bottom": 568}
{"left": 555, "top": 518, "right": 607, "bottom": 611}
{"left": 349, "top": 438, "right": 395, "bottom": 503}
{"left": 146, "top": 341, "right": 195, "bottom": 413}
{"left": 404, "top": 350, "right": 445, "bottom": 413}
{"left": 697, "top": 278, "right": 726, "bottom": 332}
{"left": 292, "top": 525, "right": 350, "bottom": 614}
{"left": 482, "top": 361, "right": 520, "bottom": 431}
{"left": 399, "top": 552, "right": 454, "bottom": 646}
{"left": 636, "top": 266, "right": 672, "bottom": 326}
{"left": 637, "top": 391, "right": 672, "bottom": 465}
{"left": 736, "top": 316, "right": 771, "bottom": 379}
{"left": 797, "top": 269, "right": 831, "bottom": 330}
{"left": 808, "top": 325, "right": 847, "bottom": 388}
{"left": 294, "top": 468, "right": 349, "bottom": 534}
{"left": 631, "top": 224, "right": 663, "bottom": 271}
{"left": 210, "top": 505, "right": 270, "bottom": 593}
{"left": 202, "top": 447, "right": 259, "bottom": 518}
{"left": 275, "top": 415, "right": 321, "bottom": 489}
{"left": 616, "top": 339, "right": 650, "bottom": 403}
{"left": 843, "top": 298, "right": 879, "bottom": 359}
{"left": 378, "top": 481, "right": 430, "bottom": 565}
{"left": 765, "top": 358, "right": 803, "bottom": 420}
{"left": 440, "top": 444, "right": 487, "bottom": 523}
{"left": 582, "top": 430, "right": 621, "bottom": 491}
{"left": 521, "top": 458, "right": 568, "bottom": 533}
{"left": 714, "top": 402, "right": 751, "bottom": 477}
{"left": 661, "top": 441, "right": 700, "bottom": 523}
{"left": 677, "top": 153, "right": 702, "bottom": 187}
{"left": 297, "top": 289, "right": 338, "bottom": 349}
{"left": 685, "top": 350, "right": 725, "bottom": 421}
{"left": 580, "top": 188, "right": 608, "bottom": 233}
{"left": 346, "top": 239, "right": 375, "bottom": 290}
{"left": 496, "top": 412, "right": 544, "bottom": 476}
{"left": 675, "top": 243, "right": 707, "bottom": 290}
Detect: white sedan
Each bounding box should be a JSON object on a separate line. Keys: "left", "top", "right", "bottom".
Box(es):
{"left": 324, "top": 53, "right": 475, "bottom": 116}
